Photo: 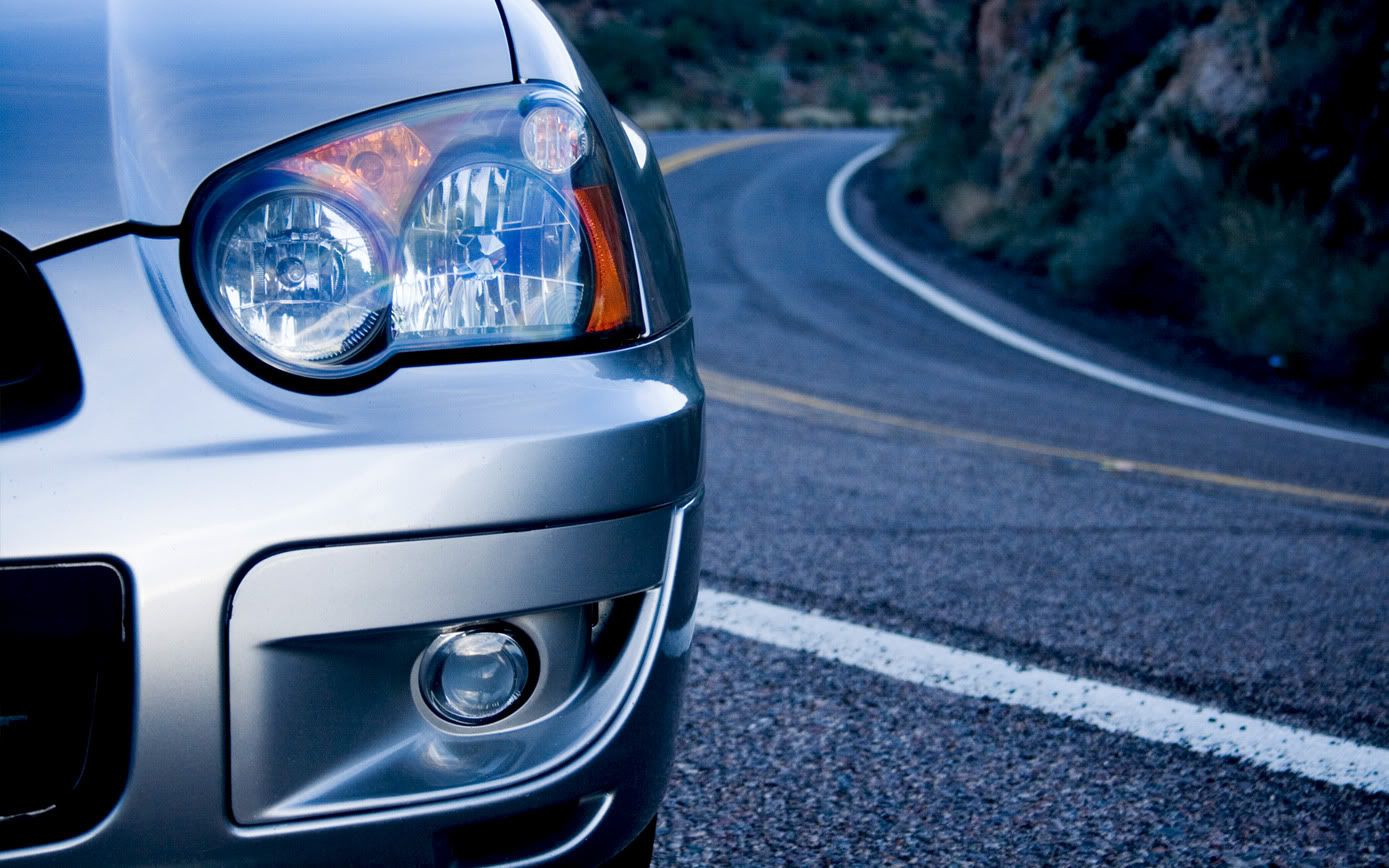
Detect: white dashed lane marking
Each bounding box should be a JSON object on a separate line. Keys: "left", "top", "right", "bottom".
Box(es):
{"left": 661, "top": 134, "right": 1389, "bottom": 795}
{"left": 697, "top": 589, "right": 1389, "bottom": 794}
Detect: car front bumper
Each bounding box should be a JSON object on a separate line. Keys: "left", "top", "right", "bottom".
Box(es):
{"left": 0, "top": 236, "right": 703, "bottom": 865}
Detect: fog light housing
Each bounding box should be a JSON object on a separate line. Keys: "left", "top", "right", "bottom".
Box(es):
{"left": 419, "top": 627, "right": 536, "bottom": 726}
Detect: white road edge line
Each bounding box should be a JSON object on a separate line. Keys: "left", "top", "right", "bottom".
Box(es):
{"left": 697, "top": 589, "right": 1389, "bottom": 794}
{"left": 826, "top": 142, "right": 1389, "bottom": 451}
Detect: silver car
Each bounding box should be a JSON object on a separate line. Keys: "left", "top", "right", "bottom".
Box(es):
{"left": 0, "top": 1, "right": 703, "bottom": 864}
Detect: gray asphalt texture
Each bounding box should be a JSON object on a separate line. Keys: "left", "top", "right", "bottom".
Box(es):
{"left": 647, "top": 131, "right": 1389, "bottom": 864}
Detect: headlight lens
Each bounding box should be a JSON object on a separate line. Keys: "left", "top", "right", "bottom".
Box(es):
{"left": 393, "top": 164, "right": 586, "bottom": 348}
{"left": 189, "top": 85, "right": 639, "bottom": 382}
{"left": 216, "top": 194, "right": 389, "bottom": 364}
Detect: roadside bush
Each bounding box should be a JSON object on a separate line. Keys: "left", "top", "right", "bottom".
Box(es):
{"left": 576, "top": 21, "right": 673, "bottom": 98}
{"left": 744, "top": 68, "right": 786, "bottom": 127}
{"left": 694, "top": 0, "right": 777, "bottom": 53}
{"left": 787, "top": 27, "right": 841, "bottom": 79}
{"left": 882, "top": 27, "right": 933, "bottom": 77}
{"left": 1183, "top": 197, "right": 1389, "bottom": 379}
{"left": 829, "top": 79, "right": 871, "bottom": 127}
{"left": 1048, "top": 152, "right": 1204, "bottom": 319}
{"left": 662, "top": 16, "right": 714, "bottom": 63}
{"left": 803, "top": 0, "right": 893, "bottom": 35}
{"left": 897, "top": 70, "right": 995, "bottom": 207}
{"left": 550, "top": 0, "right": 947, "bottom": 130}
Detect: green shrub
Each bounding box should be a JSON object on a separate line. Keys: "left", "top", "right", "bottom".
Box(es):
{"left": 803, "top": 0, "right": 893, "bottom": 35}
{"left": 882, "top": 27, "right": 933, "bottom": 76}
{"left": 1182, "top": 197, "right": 1389, "bottom": 378}
{"left": 896, "top": 69, "right": 995, "bottom": 206}
{"left": 829, "top": 78, "right": 871, "bottom": 126}
{"left": 688, "top": 0, "right": 777, "bottom": 52}
{"left": 744, "top": 68, "right": 786, "bottom": 127}
{"left": 662, "top": 16, "right": 714, "bottom": 63}
{"left": 576, "top": 20, "right": 673, "bottom": 100}
{"left": 1048, "top": 151, "right": 1204, "bottom": 318}
{"left": 549, "top": 0, "right": 952, "bottom": 127}
{"left": 787, "top": 26, "right": 840, "bottom": 77}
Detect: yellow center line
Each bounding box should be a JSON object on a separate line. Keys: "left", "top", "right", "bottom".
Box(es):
{"left": 656, "top": 137, "right": 1388, "bottom": 512}
{"left": 703, "top": 369, "right": 1389, "bottom": 512}
{"left": 658, "top": 132, "right": 800, "bottom": 175}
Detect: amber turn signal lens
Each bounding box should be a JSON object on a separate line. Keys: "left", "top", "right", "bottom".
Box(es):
{"left": 574, "top": 185, "right": 633, "bottom": 334}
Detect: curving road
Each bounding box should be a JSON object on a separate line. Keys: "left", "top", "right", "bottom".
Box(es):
{"left": 649, "top": 131, "right": 1389, "bottom": 863}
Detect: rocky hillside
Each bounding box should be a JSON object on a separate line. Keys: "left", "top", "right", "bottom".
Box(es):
{"left": 889, "top": 0, "right": 1389, "bottom": 389}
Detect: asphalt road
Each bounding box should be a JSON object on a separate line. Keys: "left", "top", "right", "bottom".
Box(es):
{"left": 647, "top": 131, "right": 1389, "bottom": 864}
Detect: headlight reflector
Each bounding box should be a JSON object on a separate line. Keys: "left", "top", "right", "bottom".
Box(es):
{"left": 190, "top": 86, "right": 639, "bottom": 383}
{"left": 216, "top": 194, "right": 388, "bottom": 365}
{"left": 394, "top": 163, "right": 586, "bottom": 347}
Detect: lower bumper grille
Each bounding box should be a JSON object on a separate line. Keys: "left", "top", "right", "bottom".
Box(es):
{"left": 0, "top": 562, "right": 131, "bottom": 851}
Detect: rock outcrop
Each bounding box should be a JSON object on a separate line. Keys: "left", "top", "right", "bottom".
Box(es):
{"left": 897, "top": 0, "right": 1389, "bottom": 381}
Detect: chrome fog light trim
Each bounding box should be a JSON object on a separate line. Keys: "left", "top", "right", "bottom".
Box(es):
{"left": 419, "top": 625, "right": 538, "bottom": 726}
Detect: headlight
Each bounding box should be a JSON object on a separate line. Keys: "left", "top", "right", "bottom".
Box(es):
{"left": 188, "top": 86, "right": 639, "bottom": 384}
{"left": 216, "top": 194, "right": 390, "bottom": 365}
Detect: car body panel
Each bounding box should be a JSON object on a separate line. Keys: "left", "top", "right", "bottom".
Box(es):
{"left": 497, "top": 0, "right": 583, "bottom": 92}
{"left": 0, "top": 2, "right": 702, "bottom": 861}
{"left": 0, "top": 0, "right": 514, "bottom": 248}
{"left": 0, "top": 236, "right": 702, "bottom": 863}
{"left": 1, "top": 237, "right": 701, "bottom": 561}
{"left": 229, "top": 507, "right": 677, "bottom": 824}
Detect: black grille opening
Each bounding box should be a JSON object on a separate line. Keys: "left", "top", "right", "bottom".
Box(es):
{"left": 0, "top": 236, "right": 82, "bottom": 434}
{"left": 0, "top": 562, "right": 132, "bottom": 851}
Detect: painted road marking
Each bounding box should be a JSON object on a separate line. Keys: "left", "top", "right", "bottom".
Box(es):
{"left": 659, "top": 135, "right": 1387, "bottom": 507}
{"left": 661, "top": 134, "right": 1389, "bottom": 795}
{"left": 697, "top": 588, "right": 1389, "bottom": 794}
{"left": 825, "top": 142, "right": 1389, "bottom": 451}
{"left": 657, "top": 132, "right": 797, "bottom": 175}
{"left": 703, "top": 369, "right": 1389, "bottom": 511}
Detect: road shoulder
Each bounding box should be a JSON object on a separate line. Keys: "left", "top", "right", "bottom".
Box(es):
{"left": 852, "top": 155, "right": 1389, "bottom": 435}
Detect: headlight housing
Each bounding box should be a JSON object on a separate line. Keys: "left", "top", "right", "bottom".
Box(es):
{"left": 187, "top": 85, "right": 639, "bottom": 384}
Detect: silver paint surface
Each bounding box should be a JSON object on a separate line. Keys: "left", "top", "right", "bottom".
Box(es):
{"left": 229, "top": 505, "right": 687, "bottom": 825}
{"left": 0, "top": 0, "right": 513, "bottom": 247}
{"left": 1, "top": 2, "right": 701, "bottom": 861}
{"left": 0, "top": 235, "right": 701, "bottom": 863}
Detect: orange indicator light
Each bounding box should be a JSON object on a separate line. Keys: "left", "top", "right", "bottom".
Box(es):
{"left": 574, "top": 185, "right": 633, "bottom": 334}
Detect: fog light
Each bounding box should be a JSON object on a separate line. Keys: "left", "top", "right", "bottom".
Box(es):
{"left": 419, "top": 627, "right": 535, "bottom": 726}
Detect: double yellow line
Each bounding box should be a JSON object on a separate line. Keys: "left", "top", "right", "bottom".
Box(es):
{"left": 660, "top": 135, "right": 1389, "bottom": 512}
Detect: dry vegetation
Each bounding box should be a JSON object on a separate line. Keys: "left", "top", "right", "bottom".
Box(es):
{"left": 544, "top": 0, "right": 952, "bottom": 129}
{"left": 891, "top": 0, "right": 1389, "bottom": 391}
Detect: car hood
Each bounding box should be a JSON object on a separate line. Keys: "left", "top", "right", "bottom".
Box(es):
{"left": 0, "top": 0, "right": 515, "bottom": 250}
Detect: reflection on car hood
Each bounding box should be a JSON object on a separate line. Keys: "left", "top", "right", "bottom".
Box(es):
{"left": 0, "top": 0, "right": 515, "bottom": 249}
